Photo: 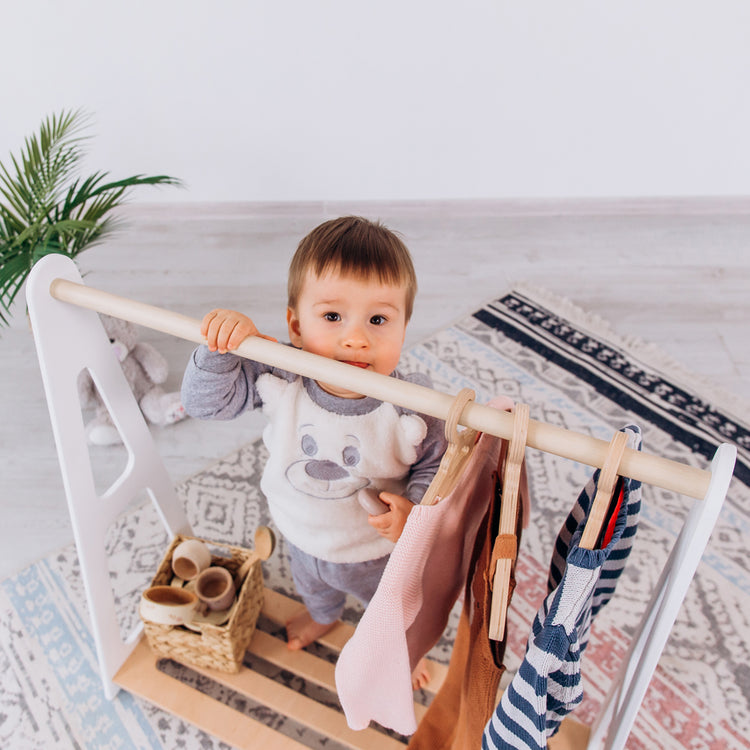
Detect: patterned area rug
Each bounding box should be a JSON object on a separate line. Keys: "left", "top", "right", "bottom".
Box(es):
{"left": 1, "top": 288, "right": 748, "bottom": 749}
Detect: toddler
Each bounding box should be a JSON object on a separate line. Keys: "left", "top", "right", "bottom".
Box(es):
{"left": 181, "top": 216, "right": 447, "bottom": 677}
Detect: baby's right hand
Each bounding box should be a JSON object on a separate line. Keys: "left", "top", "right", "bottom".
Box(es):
{"left": 201, "top": 309, "right": 277, "bottom": 353}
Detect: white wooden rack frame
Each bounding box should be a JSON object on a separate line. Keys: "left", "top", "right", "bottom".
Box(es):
{"left": 27, "top": 255, "right": 737, "bottom": 750}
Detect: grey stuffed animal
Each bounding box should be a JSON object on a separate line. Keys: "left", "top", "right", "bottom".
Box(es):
{"left": 78, "top": 314, "right": 187, "bottom": 445}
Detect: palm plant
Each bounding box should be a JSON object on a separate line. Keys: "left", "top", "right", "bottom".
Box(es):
{"left": 0, "top": 109, "right": 181, "bottom": 326}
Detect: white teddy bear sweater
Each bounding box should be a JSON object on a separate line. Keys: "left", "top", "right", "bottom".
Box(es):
{"left": 182, "top": 346, "right": 447, "bottom": 563}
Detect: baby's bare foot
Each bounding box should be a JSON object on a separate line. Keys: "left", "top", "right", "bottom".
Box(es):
{"left": 412, "top": 657, "right": 431, "bottom": 690}
{"left": 285, "top": 608, "right": 337, "bottom": 650}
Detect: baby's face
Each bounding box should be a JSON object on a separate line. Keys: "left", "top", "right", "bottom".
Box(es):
{"left": 286, "top": 269, "right": 408, "bottom": 398}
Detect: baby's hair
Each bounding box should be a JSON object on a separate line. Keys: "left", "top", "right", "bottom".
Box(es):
{"left": 288, "top": 216, "right": 417, "bottom": 321}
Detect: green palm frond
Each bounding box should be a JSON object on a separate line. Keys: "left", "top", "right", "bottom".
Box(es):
{"left": 0, "top": 108, "right": 182, "bottom": 327}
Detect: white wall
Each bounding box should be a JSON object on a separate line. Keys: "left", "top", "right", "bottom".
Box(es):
{"left": 3, "top": 0, "right": 749, "bottom": 202}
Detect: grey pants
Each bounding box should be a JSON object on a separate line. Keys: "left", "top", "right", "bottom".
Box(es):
{"left": 287, "top": 541, "right": 390, "bottom": 624}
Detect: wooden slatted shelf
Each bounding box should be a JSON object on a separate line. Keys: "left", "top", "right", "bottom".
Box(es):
{"left": 116, "top": 639, "right": 309, "bottom": 750}
{"left": 115, "top": 587, "right": 449, "bottom": 749}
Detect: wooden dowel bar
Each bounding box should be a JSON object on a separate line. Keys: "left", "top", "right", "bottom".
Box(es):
{"left": 49, "top": 278, "right": 712, "bottom": 499}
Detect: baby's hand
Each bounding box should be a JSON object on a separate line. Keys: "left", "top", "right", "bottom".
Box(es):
{"left": 367, "top": 492, "right": 414, "bottom": 543}
{"left": 201, "top": 309, "right": 277, "bottom": 353}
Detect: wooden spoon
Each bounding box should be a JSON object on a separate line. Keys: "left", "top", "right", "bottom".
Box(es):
{"left": 234, "top": 526, "right": 276, "bottom": 588}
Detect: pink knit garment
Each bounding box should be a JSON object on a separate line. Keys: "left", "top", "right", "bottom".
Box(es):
{"left": 335, "top": 397, "right": 521, "bottom": 735}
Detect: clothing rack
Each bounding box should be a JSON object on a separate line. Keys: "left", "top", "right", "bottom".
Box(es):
{"left": 27, "top": 254, "right": 736, "bottom": 750}
{"left": 47, "top": 275, "right": 710, "bottom": 500}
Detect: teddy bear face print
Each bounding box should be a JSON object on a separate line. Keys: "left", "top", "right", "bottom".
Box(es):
{"left": 285, "top": 425, "right": 370, "bottom": 500}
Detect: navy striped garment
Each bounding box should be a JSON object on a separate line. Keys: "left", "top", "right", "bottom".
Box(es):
{"left": 483, "top": 425, "right": 642, "bottom": 750}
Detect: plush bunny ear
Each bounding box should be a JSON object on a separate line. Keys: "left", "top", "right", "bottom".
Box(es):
{"left": 256, "top": 373, "right": 293, "bottom": 417}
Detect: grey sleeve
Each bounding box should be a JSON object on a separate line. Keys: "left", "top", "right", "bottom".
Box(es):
{"left": 181, "top": 345, "right": 292, "bottom": 420}
{"left": 397, "top": 371, "right": 449, "bottom": 502}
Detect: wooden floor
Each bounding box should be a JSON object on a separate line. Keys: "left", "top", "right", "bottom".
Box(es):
{"left": 2, "top": 198, "right": 748, "bottom": 580}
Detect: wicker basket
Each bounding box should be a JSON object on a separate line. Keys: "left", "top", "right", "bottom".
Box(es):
{"left": 141, "top": 534, "right": 264, "bottom": 673}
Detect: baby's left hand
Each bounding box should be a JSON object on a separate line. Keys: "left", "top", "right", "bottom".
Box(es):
{"left": 367, "top": 492, "right": 414, "bottom": 543}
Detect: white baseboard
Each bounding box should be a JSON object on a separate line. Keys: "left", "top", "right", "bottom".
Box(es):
{"left": 121, "top": 195, "right": 750, "bottom": 218}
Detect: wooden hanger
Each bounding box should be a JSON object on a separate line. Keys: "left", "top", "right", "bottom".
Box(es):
{"left": 579, "top": 431, "right": 629, "bottom": 550}
{"left": 421, "top": 388, "right": 478, "bottom": 507}
{"left": 488, "top": 402, "right": 530, "bottom": 641}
